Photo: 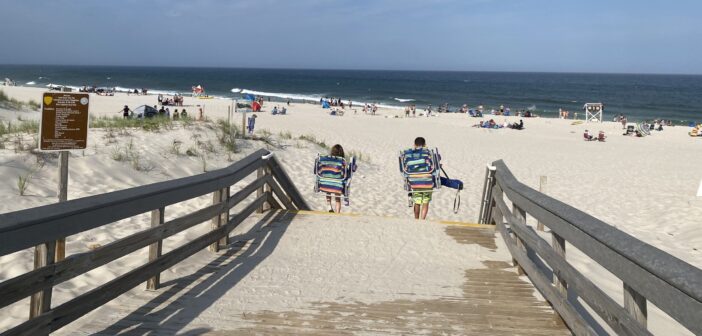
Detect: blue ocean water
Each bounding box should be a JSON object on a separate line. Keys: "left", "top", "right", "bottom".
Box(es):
{"left": 1, "top": 65, "right": 700, "bottom": 123}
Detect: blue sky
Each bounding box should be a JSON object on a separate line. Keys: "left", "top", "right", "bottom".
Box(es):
{"left": 0, "top": 0, "right": 700, "bottom": 74}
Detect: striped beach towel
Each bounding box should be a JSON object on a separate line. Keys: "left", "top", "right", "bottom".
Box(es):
{"left": 401, "top": 148, "right": 438, "bottom": 191}
{"left": 316, "top": 156, "right": 347, "bottom": 194}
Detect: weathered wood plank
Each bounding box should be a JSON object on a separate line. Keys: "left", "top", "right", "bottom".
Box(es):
{"left": 256, "top": 167, "right": 265, "bottom": 214}
{"left": 493, "top": 160, "right": 702, "bottom": 335}
{"left": 29, "top": 241, "right": 56, "bottom": 321}
{"left": 0, "top": 149, "right": 269, "bottom": 256}
{"left": 0, "top": 175, "right": 271, "bottom": 310}
{"left": 552, "top": 232, "right": 567, "bottom": 297}
{"left": 492, "top": 194, "right": 651, "bottom": 336}
{"left": 146, "top": 207, "right": 165, "bottom": 290}
{"left": 266, "top": 174, "right": 296, "bottom": 210}
{"left": 623, "top": 283, "right": 647, "bottom": 328}
{"left": 209, "top": 189, "right": 224, "bottom": 252}
{"left": 4, "top": 194, "right": 269, "bottom": 335}
{"left": 512, "top": 203, "right": 527, "bottom": 276}
{"left": 495, "top": 218, "right": 597, "bottom": 336}
{"left": 267, "top": 156, "right": 310, "bottom": 210}
{"left": 55, "top": 151, "right": 69, "bottom": 262}
{"left": 219, "top": 187, "right": 230, "bottom": 248}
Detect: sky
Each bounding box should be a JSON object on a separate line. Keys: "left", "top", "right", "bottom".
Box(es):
{"left": 0, "top": 0, "right": 700, "bottom": 74}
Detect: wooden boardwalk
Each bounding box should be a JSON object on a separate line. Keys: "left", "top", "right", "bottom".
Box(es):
{"left": 57, "top": 211, "right": 569, "bottom": 336}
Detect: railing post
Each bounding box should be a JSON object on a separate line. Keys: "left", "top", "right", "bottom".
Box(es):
{"left": 209, "top": 189, "right": 223, "bottom": 253}
{"left": 512, "top": 203, "right": 527, "bottom": 275}
{"left": 263, "top": 167, "right": 272, "bottom": 211}
{"left": 479, "top": 164, "right": 496, "bottom": 224}
{"left": 256, "top": 166, "right": 267, "bottom": 213}
{"left": 624, "top": 283, "right": 647, "bottom": 327}
{"left": 29, "top": 240, "right": 56, "bottom": 319}
{"left": 537, "top": 176, "right": 547, "bottom": 231}
{"left": 490, "top": 180, "right": 502, "bottom": 226}
{"left": 552, "top": 232, "right": 567, "bottom": 297}
{"left": 146, "top": 207, "right": 165, "bottom": 290}
{"left": 218, "top": 187, "right": 230, "bottom": 247}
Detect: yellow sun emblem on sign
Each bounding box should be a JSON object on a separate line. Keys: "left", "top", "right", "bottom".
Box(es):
{"left": 43, "top": 95, "right": 53, "bottom": 106}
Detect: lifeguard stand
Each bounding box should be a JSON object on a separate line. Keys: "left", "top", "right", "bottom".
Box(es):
{"left": 583, "top": 103, "right": 604, "bottom": 123}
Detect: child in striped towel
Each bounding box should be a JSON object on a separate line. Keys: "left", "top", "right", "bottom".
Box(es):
{"left": 320, "top": 144, "right": 346, "bottom": 213}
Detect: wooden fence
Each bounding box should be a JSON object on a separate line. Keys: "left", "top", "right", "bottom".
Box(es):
{"left": 480, "top": 160, "right": 702, "bottom": 335}
{"left": 0, "top": 149, "right": 309, "bottom": 336}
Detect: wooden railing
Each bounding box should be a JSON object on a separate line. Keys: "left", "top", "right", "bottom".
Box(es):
{"left": 480, "top": 160, "right": 702, "bottom": 336}
{"left": 0, "top": 149, "right": 309, "bottom": 336}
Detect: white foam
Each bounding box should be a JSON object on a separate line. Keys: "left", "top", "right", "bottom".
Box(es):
{"left": 238, "top": 88, "right": 325, "bottom": 102}
{"left": 394, "top": 98, "right": 415, "bottom": 103}
{"left": 25, "top": 81, "right": 36, "bottom": 85}
{"left": 233, "top": 88, "right": 404, "bottom": 110}
{"left": 113, "top": 86, "right": 179, "bottom": 96}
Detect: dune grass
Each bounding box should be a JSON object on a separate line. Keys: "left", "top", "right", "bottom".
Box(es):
{"left": 0, "top": 89, "right": 40, "bottom": 110}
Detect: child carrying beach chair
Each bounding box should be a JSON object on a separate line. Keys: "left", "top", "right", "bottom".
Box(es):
{"left": 313, "top": 145, "right": 357, "bottom": 212}
{"left": 399, "top": 140, "right": 463, "bottom": 216}
{"left": 399, "top": 146, "right": 442, "bottom": 195}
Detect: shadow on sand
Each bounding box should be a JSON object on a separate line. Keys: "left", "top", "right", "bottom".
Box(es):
{"left": 94, "top": 210, "right": 296, "bottom": 335}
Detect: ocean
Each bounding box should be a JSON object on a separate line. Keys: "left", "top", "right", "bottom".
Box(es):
{"left": 1, "top": 65, "right": 700, "bottom": 123}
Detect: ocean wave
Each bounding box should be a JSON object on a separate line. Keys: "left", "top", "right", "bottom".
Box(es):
{"left": 26, "top": 81, "right": 36, "bottom": 85}
{"left": 236, "top": 88, "right": 325, "bottom": 102}
{"left": 232, "top": 88, "right": 404, "bottom": 110}
{"left": 394, "top": 98, "right": 415, "bottom": 103}
{"left": 114, "top": 86, "right": 179, "bottom": 96}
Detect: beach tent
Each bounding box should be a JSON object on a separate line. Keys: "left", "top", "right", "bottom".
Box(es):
{"left": 244, "top": 94, "right": 256, "bottom": 101}
{"left": 133, "top": 105, "right": 159, "bottom": 118}
{"left": 322, "top": 100, "right": 330, "bottom": 109}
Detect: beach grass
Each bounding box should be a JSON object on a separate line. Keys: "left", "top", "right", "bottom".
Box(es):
{"left": 0, "top": 120, "right": 40, "bottom": 137}
{"left": 89, "top": 115, "right": 179, "bottom": 132}
{"left": 0, "top": 89, "right": 40, "bottom": 110}
{"left": 215, "top": 119, "right": 240, "bottom": 153}
{"left": 347, "top": 149, "right": 371, "bottom": 163}
{"left": 298, "top": 134, "right": 329, "bottom": 150}
{"left": 110, "top": 139, "right": 154, "bottom": 172}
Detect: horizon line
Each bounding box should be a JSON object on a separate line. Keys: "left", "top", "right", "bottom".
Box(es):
{"left": 1, "top": 63, "right": 701, "bottom": 77}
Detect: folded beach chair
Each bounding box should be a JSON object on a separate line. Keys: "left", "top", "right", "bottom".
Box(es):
{"left": 398, "top": 147, "right": 463, "bottom": 213}
{"left": 313, "top": 155, "right": 357, "bottom": 206}
{"left": 399, "top": 147, "right": 442, "bottom": 194}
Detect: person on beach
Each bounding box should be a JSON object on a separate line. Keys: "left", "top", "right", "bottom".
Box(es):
{"left": 121, "top": 105, "right": 132, "bottom": 119}
{"left": 173, "top": 109, "right": 179, "bottom": 120}
{"left": 247, "top": 114, "right": 257, "bottom": 135}
{"left": 411, "top": 137, "right": 434, "bottom": 220}
{"left": 326, "top": 144, "right": 346, "bottom": 213}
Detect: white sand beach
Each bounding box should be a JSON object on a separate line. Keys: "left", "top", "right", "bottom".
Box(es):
{"left": 0, "top": 86, "right": 700, "bottom": 335}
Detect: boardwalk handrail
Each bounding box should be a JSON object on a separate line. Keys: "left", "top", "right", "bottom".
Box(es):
{"left": 481, "top": 160, "right": 702, "bottom": 336}
{"left": 0, "top": 149, "right": 309, "bottom": 335}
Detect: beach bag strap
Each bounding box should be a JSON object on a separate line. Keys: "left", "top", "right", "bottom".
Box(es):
{"left": 440, "top": 166, "right": 461, "bottom": 214}
{"left": 453, "top": 189, "right": 461, "bottom": 214}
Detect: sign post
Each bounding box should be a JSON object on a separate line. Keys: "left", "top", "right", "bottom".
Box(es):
{"left": 30, "top": 92, "right": 89, "bottom": 317}
{"left": 39, "top": 92, "right": 90, "bottom": 261}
